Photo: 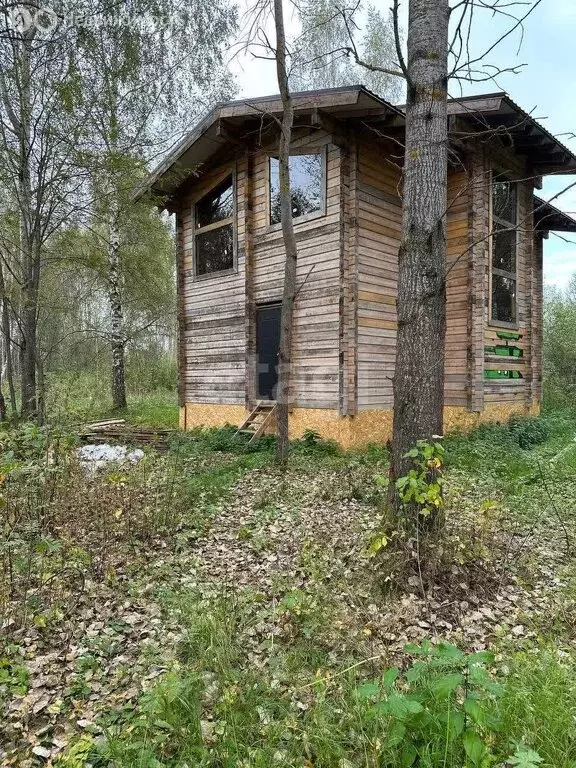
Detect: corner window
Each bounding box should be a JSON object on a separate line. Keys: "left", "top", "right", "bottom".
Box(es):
{"left": 491, "top": 174, "right": 518, "bottom": 324}
{"left": 194, "top": 175, "right": 234, "bottom": 276}
{"left": 269, "top": 153, "right": 324, "bottom": 225}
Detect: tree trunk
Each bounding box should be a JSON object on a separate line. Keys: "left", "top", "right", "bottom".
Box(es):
{"left": 273, "top": 0, "right": 298, "bottom": 463}
{"left": 18, "top": 31, "right": 39, "bottom": 420}
{"left": 0, "top": 256, "right": 18, "bottom": 419}
{"left": 107, "top": 213, "right": 127, "bottom": 410}
{"left": 388, "top": 0, "right": 450, "bottom": 526}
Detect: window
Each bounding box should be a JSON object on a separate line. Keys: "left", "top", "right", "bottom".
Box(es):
{"left": 491, "top": 174, "right": 518, "bottom": 324}
{"left": 269, "top": 153, "right": 324, "bottom": 225}
{"left": 194, "top": 175, "right": 234, "bottom": 276}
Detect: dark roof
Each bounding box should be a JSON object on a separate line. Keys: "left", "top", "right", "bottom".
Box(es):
{"left": 135, "top": 86, "right": 401, "bottom": 201}
{"left": 534, "top": 196, "right": 576, "bottom": 233}
{"left": 137, "top": 86, "right": 576, "bottom": 203}
{"left": 446, "top": 92, "right": 576, "bottom": 175}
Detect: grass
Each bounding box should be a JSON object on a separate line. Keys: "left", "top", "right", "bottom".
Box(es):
{"left": 4, "top": 406, "right": 576, "bottom": 766}
{"left": 89, "top": 591, "right": 576, "bottom": 768}
{"left": 47, "top": 411, "right": 576, "bottom": 767}
{"left": 43, "top": 370, "right": 179, "bottom": 428}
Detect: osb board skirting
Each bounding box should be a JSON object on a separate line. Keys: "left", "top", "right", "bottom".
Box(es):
{"left": 181, "top": 403, "right": 247, "bottom": 431}
{"left": 180, "top": 402, "right": 541, "bottom": 448}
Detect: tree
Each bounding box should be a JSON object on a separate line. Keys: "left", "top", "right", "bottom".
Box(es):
{"left": 293, "top": 0, "right": 401, "bottom": 101}
{"left": 0, "top": 4, "right": 89, "bottom": 417}
{"left": 272, "top": 0, "right": 298, "bottom": 463}
{"left": 386, "top": 0, "right": 449, "bottom": 528}
{"left": 76, "top": 1, "right": 236, "bottom": 410}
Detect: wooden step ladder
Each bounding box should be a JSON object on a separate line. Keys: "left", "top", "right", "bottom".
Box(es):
{"left": 235, "top": 401, "right": 276, "bottom": 442}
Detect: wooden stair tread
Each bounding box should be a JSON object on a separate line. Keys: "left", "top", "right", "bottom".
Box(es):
{"left": 235, "top": 401, "right": 277, "bottom": 442}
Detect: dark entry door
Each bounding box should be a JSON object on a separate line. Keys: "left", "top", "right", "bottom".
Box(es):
{"left": 256, "top": 304, "right": 281, "bottom": 399}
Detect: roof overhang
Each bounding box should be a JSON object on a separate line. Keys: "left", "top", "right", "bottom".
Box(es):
{"left": 135, "top": 86, "right": 402, "bottom": 204}
{"left": 534, "top": 196, "right": 576, "bottom": 233}
{"left": 138, "top": 87, "right": 576, "bottom": 206}
{"left": 447, "top": 93, "right": 576, "bottom": 175}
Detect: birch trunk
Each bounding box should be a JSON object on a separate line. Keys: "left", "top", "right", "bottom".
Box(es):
{"left": 273, "top": 0, "right": 298, "bottom": 463}
{"left": 106, "top": 209, "right": 127, "bottom": 410}
{"left": 0, "top": 258, "right": 17, "bottom": 419}
{"left": 388, "top": 0, "right": 449, "bottom": 524}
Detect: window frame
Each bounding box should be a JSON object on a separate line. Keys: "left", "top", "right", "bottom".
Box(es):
{"left": 266, "top": 146, "right": 327, "bottom": 231}
{"left": 489, "top": 170, "right": 519, "bottom": 329}
{"left": 192, "top": 170, "right": 237, "bottom": 281}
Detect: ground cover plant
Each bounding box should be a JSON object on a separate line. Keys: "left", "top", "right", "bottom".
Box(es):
{"left": 1, "top": 409, "right": 576, "bottom": 766}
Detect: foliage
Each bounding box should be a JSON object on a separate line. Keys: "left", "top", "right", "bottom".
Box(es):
{"left": 499, "top": 648, "right": 576, "bottom": 767}
{"left": 544, "top": 279, "right": 576, "bottom": 408}
{"left": 396, "top": 440, "right": 445, "bottom": 519}
{"left": 508, "top": 415, "right": 549, "bottom": 450}
{"left": 292, "top": 429, "right": 340, "bottom": 456}
{"left": 94, "top": 597, "right": 565, "bottom": 768}
{"left": 292, "top": 0, "right": 402, "bottom": 101}
{"left": 172, "top": 424, "right": 276, "bottom": 455}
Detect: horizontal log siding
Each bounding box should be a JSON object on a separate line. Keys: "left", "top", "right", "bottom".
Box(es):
{"left": 250, "top": 132, "right": 342, "bottom": 410}
{"left": 356, "top": 139, "right": 401, "bottom": 409}
{"left": 445, "top": 169, "right": 472, "bottom": 407}
{"left": 180, "top": 161, "right": 246, "bottom": 405}
{"left": 355, "top": 139, "right": 474, "bottom": 410}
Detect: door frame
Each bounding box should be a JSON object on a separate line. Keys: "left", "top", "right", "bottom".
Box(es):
{"left": 254, "top": 300, "right": 282, "bottom": 401}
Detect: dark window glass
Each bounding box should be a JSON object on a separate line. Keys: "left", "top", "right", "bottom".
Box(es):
{"left": 195, "top": 225, "right": 234, "bottom": 275}
{"left": 269, "top": 154, "right": 323, "bottom": 225}
{"left": 491, "top": 274, "right": 516, "bottom": 324}
{"left": 492, "top": 179, "right": 517, "bottom": 224}
{"left": 491, "top": 174, "right": 517, "bottom": 324}
{"left": 492, "top": 226, "right": 516, "bottom": 273}
{"left": 196, "top": 176, "right": 233, "bottom": 229}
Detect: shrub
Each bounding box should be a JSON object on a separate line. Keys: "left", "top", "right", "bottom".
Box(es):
{"left": 509, "top": 415, "right": 549, "bottom": 450}
{"left": 292, "top": 429, "right": 340, "bottom": 456}
{"left": 170, "top": 425, "right": 275, "bottom": 455}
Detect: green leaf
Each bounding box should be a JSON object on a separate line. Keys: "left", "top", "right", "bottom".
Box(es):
{"left": 356, "top": 681, "right": 380, "bottom": 700}
{"left": 404, "top": 641, "right": 431, "bottom": 656}
{"left": 386, "top": 722, "right": 406, "bottom": 748}
{"left": 374, "top": 695, "right": 424, "bottom": 719}
{"left": 463, "top": 698, "right": 484, "bottom": 725}
{"left": 383, "top": 667, "right": 399, "bottom": 689}
{"left": 400, "top": 742, "right": 418, "bottom": 767}
{"left": 508, "top": 745, "right": 544, "bottom": 767}
{"left": 432, "top": 642, "right": 465, "bottom": 661}
{"left": 431, "top": 673, "right": 463, "bottom": 697}
{"left": 463, "top": 729, "right": 487, "bottom": 766}
{"left": 466, "top": 651, "right": 495, "bottom": 666}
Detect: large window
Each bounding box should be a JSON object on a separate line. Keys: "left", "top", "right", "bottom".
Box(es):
{"left": 269, "top": 153, "right": 324, "bottom": 225}
{"left": 194, "top": 175, "right": 234, "bottom": 276}
{"left": 491, "top": 174, "right": 518, "bottom": 324}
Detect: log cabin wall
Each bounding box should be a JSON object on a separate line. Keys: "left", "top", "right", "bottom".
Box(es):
{"left": 178, "top": 128, "right": 343, "bottom": 414}
{"left": 471, "top": 138, "right": 539, "bottom": 414}
{"left": 176, "top": 121, "right": 542, "bottom": 440}
{"left": 353, "top": 133, "right": 478, "bottom": 413}
{"left": 249, "top": 130, "right": 343, "bottom": 410}
{"left": 180, "top": 162, "right": 246, "bottom": 409}
{"left": 355, "top": 135, "right": 401, "bottom": 411}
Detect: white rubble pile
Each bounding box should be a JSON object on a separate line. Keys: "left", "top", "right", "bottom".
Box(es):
{"left": 76, "top": 443, "right": 145, "bottom": 472}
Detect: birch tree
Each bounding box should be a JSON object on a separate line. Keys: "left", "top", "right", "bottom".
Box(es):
{"left": 293, "top": 0, "right": 401, "bottom": 101}
{"left": 77, "top": 1, "right": 236, "bottom": 410}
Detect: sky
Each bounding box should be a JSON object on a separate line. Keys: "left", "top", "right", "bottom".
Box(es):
{"left": 228, "top": 0, "right": 576, "bottom": 288}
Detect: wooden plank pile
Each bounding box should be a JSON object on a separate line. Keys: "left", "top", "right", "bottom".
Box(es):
{"left": 77, "top": 419, "right": 174, "bottom": 450}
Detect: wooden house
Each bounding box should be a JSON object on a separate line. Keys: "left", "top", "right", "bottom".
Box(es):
{"left": 138, "top": 86, "right": 576, "bottom": 448}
